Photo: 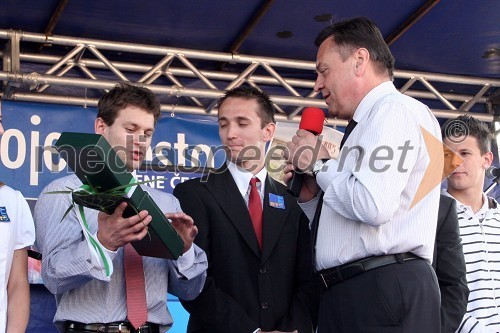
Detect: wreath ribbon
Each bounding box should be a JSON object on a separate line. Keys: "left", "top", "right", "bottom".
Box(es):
{"left": 47, "top": 178, "right": 141, "bottom": 278}
{"left": 75, "top": 202, "right": 113, "bottom": 277}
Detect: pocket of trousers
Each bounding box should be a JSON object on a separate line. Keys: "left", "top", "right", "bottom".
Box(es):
{"left": 375, "top": 265, "right": 403, "bottom": 326}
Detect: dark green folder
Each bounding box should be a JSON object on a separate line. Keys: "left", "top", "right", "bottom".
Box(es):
{"left": 55, "top": 132, "right": 184, "bottom": 259}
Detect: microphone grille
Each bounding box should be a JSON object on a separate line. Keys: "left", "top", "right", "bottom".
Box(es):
{"left": 299, "top": 107, "right": 325, "bottom": 135}
{"left": 486, "top": 167, "right": 496, "bottom": 179}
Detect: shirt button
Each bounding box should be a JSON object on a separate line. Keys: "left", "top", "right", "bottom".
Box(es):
{"left": 261, "top": 302, "right": 269, "bottom": 310}
{"left": 259, "top": 267, "right": 267, "bottom": 274}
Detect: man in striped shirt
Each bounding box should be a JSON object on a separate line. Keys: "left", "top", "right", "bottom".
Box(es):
{"left": 284, "top": 17, "right": 442, "bottom": 333}
{"left": 35, "top": 83, "right": 207, "bottom": 332}
{"left": 442, "top": 115, "right": 500, "bottom": 332}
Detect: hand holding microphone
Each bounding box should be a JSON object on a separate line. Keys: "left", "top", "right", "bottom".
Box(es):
{"left": 285, "top": 107, "right": 327, "bottom": 197}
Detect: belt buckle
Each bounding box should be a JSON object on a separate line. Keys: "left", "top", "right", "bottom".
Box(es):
{"left": 138, "top": 324, "right": 152, "bottom": 333}
{"left": 96, "top": 323, "right": 131, "bottom": 333}
{"left": 320, "top": 273, "right": 329, "bottom": 289}
{"left": 96, "top": 325, "right": 107, "bottom": 333}
{"left": 137, "top": 324, "right": 149, "bottom": 333}
{"left": 120, "top": 323, "right": 134, "bottom": 333}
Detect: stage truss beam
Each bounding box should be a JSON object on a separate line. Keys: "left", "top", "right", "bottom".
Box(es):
{"left": 1, "top": 29, "right": 499, "bottom": 123}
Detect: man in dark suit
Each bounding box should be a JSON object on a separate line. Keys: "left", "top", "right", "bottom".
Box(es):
{"left": 434, "top": 194, "right": 469, "bottom": 333}
{"left": 174, "top": 86, "right": 318, "bottom": 333}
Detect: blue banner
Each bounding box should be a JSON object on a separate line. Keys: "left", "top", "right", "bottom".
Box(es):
{"left": 0, "top": 100, "right": 224, "bottom": 198}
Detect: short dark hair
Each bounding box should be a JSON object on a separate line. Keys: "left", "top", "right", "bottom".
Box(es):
{"left": 441, "top": 115, "right": 492, "bottom": 154}
{"left": 315, "top": 17, "right": 395, "bottom": 79}
{"left": 217, "top": 86, "right": 275, "bottom": 127}
{"left": 97, "top": 83, "right": 161, "bottom": 126}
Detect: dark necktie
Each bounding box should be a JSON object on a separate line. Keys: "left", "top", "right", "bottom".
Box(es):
{"left": 310, "top": 119, "right": 358, "bottom": 269}
{"left": 249, "top": 177, "right": 263, "bottom": 249}
{"left": 124, "top": 243, "right": 148, "bottom": 329}
{"left": 339, "top": 119, "right": 358, "bottom": 150}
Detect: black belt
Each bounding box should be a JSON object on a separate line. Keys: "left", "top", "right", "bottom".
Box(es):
{"left": 317, "top": 252, "right": 420, "bottom": 290}
{"left": 65, "top": 321, "right": 159, "bottom": 333}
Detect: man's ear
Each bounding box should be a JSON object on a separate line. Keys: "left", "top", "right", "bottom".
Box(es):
{"left": 262, "top": 122, "right": 276, "bottom": 143}
{"left": 95, "top": 117, "right": 107, "bottom": 135}
{"left": 483, "top": 151, "right": 494, "bottom": 169}
{"left": 353, "top": 48, "right": 369, "bottom": 76}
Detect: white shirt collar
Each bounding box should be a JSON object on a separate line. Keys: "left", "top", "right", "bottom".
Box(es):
{"left": 477, "top": 193, "right": 490, "bottom": 217}
{"left": 227, "top": 161, "right": 267, "bottom": 198}
{"left": 352, "top": 81, "right": 396, "bottom": 123}
{"left": 443, "top": 190, "right": 489, "bottom": 217}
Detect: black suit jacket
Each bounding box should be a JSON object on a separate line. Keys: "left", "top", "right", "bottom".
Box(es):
{"left": 174, "top": 167, "right": 318, "bottom": 333}
{"left": 433, "top": 195, "right": 469, "bottom": 333}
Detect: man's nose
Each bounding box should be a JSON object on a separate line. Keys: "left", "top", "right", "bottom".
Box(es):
{"left": 127, "top": 133, "right": 147, "bottom": 146}
{"left": 313, "top": 76, "right": 324, "bottom": 92}
{"left": 226, "top": 125, "right": 238, "bottom": 139}
{"left": 451, "top": 154, "right": 463, "bottom": 167}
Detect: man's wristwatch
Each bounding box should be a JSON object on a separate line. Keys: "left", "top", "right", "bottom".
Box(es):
{"left": 312, "top": 158, "right": 330, "bottom": 177}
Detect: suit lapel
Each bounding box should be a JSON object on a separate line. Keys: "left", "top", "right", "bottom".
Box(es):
{"left": 261, "top": 176, "right": 291, "bottom": 263}
{"left": 206, "top": 167, "right": 262, "bottom": 258}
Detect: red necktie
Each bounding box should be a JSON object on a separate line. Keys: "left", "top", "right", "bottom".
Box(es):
{"left": 124, "top": 243, "right": 148, "bottom": 329}
{"left": 249, "top": 177, "right": 263, "bottom": 249}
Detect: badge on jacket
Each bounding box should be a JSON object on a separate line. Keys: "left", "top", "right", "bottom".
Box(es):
{"left": 0, "top": 207, "right": 11, "bottom": 222}
{"left": 269, "top": 193, "right": 285, "bottom": 209}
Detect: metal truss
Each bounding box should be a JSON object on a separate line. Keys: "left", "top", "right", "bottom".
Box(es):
{"left": 1, "top": 29, "right": 499, "bottom": 124}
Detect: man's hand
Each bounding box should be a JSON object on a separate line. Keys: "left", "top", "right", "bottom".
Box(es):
{"left": 285, "top": 129, "right": 329, "bottom": 172}
{"left": 283, "top": 162, "right": 320, "bottom": 202}
{"left": 166, "top": 212, "right": 198, "bottom": 253}
{"left": 283, "top": 128, "right": 328, "bottom": 202}
{"left": 97, "top": 201, "right": 152, "bottom": 251}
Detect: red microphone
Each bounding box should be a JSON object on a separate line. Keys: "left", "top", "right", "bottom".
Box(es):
{"left": 300, "top": 107, "right": 325, "bottom": 135}
{"left": 287, "top": 107, "right": 325, "bottom": 197}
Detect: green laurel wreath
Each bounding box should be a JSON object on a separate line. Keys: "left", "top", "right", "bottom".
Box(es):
{"left": 44, "top": 177, "right": 155, "bottom": 277}
{"left": 46, "top": 177, "right": 155, "bottom": 222}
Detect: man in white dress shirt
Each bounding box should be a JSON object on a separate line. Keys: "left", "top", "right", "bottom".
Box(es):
{"left": 284, "top": 17, "right": 442, "bottom": 332}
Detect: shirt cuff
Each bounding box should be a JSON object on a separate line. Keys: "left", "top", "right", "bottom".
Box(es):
{"left": 92, "top": 232, "right": 119, "bottom": 263}
{"left": 252, "top": 329, "right": 261, "bottom": 333}
{"left": 316, "top": 158, "right": 338, "bottom": 191}
{"left": 176, "top": 245, "right": 195, "bottom": 272}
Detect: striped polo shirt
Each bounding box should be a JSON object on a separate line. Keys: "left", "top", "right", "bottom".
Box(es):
{"left": 446, "top": 192, "right": 500, "bottom": 332}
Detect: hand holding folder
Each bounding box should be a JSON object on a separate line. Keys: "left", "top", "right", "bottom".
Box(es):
{"left": 54, "top": 132, "right": 184, "bottom": 259}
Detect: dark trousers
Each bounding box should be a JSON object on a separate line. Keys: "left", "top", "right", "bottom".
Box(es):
{"left": 318, "top": 258, "right": 440, "bottom": 333}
